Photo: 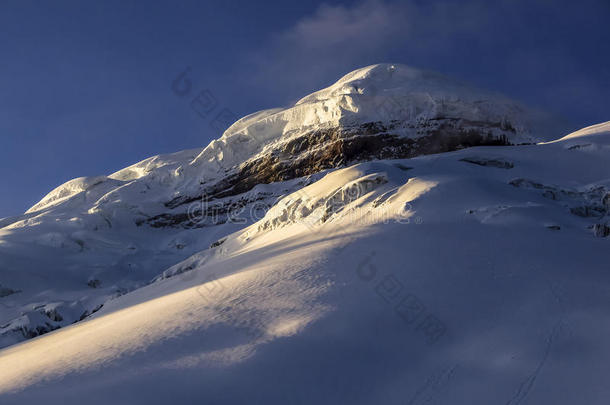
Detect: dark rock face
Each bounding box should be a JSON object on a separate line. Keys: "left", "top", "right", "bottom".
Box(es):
{"left": 148, "top": 193, "right": 273, "bottom": 228}
{"left": 207, "top": 121, "right": 511, "bottom": 201}
{"left": 593, "top": 223, "right": 610, "bottom": 238}
{"left": 78, "top": 304, "right": 103, "bottom": 321}
{"left": 147, "top": 119, "right": 515, "bottom": 228}
{"left": 43, "top": 308, "right": 63, "bottom": 322}
{"left": 210, "top": 238, "right": 226, "bottom": 249}
{"left": 19, "top": 323, "right": 61, "bottom": 340}
{"left": 460, "top": 157, "right": 514, "bottom": 169}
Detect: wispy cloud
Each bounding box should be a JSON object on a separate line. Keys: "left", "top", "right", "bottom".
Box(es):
{"left": 245, "top": 0, "right": 490, "bottom": 103}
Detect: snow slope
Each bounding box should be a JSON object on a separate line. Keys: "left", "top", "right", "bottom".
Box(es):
{"left": 546, "top": 121, "right": 610, "bottom": 148}
{"left": 0, "top": 122, "right": 609, "bottom": 403}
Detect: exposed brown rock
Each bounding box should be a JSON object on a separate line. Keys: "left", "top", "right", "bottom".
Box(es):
{"left": 149, "top": 119, "right": 515, "bottom": 228}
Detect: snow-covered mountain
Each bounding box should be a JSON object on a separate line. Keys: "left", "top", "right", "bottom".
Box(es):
{"left": 0, "top": 63, "right": 554, "bottom": 346}
{"left": 1, "top": 64, "right": 609, "bottom": 404}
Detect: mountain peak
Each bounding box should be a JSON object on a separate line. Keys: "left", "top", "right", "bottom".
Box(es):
{"left": 190, "top": 64, "right": 556, "bottom": 175}
{"left": 296, "top": 63, "right": 448, "bottom": 105}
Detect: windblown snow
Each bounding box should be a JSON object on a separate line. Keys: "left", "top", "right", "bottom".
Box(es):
{"left": 0, "top": 64, "right": 608, "bottom": 404}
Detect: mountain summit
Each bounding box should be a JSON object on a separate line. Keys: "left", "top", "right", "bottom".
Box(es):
{"left": 190, "top": 63, "right": 553, "bottom": 182}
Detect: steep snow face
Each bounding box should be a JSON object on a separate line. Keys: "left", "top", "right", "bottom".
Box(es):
{"left": 1, "top": 129, "right": 609, "bottom": 404}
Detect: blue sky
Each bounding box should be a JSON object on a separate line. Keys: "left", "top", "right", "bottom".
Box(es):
{"left": 1, "top": 0, "right": 609, "bottom": 217}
